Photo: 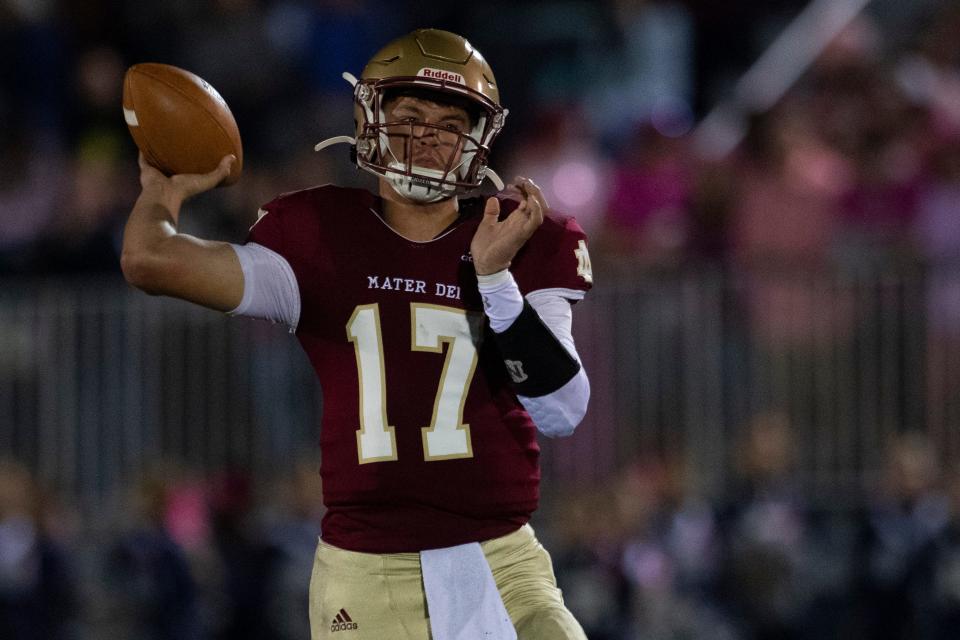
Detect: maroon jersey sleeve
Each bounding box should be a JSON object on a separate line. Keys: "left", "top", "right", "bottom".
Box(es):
{"left": 507, "top": 204, "right": 594, "bottom": 300}
{"left": 245, "top": 187, "right": 351, "bottom": 334}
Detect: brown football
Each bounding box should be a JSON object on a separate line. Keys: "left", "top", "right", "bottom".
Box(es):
{"left": 122, "top": 63, "right": 243, "bottom": 185}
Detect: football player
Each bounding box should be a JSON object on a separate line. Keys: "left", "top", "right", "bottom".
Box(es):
{"left": 121, "top": 29, "right": 593, "bottom": 640}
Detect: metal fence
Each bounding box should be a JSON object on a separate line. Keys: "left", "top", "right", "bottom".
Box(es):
{"left": 1, "top": 263, "right": 958, "bottom": 511}
{"left": 569, "top": 260, "right": 951, "bottom": 503}
{"left": 0, "top": 276, "right": 321, "bottom": 516}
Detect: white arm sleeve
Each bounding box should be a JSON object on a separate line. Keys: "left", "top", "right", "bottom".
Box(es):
{"left": 477, "top": 270, "right": 590, "bottom": 438}
{"left": 227, "top": 242, "right": 301, "bottom": 332}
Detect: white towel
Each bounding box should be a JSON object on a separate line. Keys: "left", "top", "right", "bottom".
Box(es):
{"left": 421, "top": 542, "right": 517, "bottom": 640}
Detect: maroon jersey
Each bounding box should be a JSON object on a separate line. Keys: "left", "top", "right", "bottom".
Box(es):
{"left": 248, "top": 185, "right": 591, "bottom": 552}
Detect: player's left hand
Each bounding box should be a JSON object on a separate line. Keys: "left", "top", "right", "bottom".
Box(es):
{"left": 471, "top": 177, "right": 546, "bottom": 276}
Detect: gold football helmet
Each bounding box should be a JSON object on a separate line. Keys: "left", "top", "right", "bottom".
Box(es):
{"left": 315, "top": 29, "right": 507, "bottom": 202}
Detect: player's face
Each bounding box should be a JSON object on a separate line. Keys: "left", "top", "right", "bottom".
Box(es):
{"left": 382, "top": 96, "right": 472, "bottom": 172}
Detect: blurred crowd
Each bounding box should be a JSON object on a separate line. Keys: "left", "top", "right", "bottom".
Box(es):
{"left": 0, "top": 1, "right": 958, "bottom": 284}
{"left": 4, "top": 0, "right": 960, "bottom": 638}
{"left": 0, "top": 456, "right": 325, "bottom": 640}
{"left": 6, "top": 421, "right": 960, "bottom": 639}
{"left": 545, "top": 417, "right": 960, "bottom": 640}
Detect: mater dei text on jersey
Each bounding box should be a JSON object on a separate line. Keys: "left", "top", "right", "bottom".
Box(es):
{"left": 367, "top": 275, "right": 462, "bottom": 300}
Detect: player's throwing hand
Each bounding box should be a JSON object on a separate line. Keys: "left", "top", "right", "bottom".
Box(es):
{"left": 470, "top": 177, "right": 546, "bottom": 275}
{"left": 138, "top": 152, "right": 235, "bottom": 209}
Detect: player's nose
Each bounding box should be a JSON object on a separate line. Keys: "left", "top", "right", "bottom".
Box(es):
{"left": 414, "top": 127, "right": 439, "bottom": 145}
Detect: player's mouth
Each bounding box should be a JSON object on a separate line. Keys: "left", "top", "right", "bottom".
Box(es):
{"left": 412, "top": 155, "right": 447, "bottom": 171}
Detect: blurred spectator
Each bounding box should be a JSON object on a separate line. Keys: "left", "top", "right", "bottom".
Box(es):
{"left": 731, "top": 100, "right": 854, "bottom": 352}
{"left": 720, "top": 411, "right": 836, "bottom": 640}
{"left": 685, "top": 156, "right": 736, "bottom": 262}
{"left": 31, "top": 133, "right": 133, "bottom": 275}
{"left": 810, "top": 23, "right": 928, "bottom": 267}
{"left": 616, "top": 458, "right": 734, "bottom": 640}
{"left": 856, "top": 431, "right": 950, "bottom": 640}
{"left": 66, "top": 46, "right": 128, "bottom": 146}
{"left": 838, "top": 121, "right": 924, "bottom": 268}
{"left": 733, "top": 100, "right": 850, "bottom": 269}
{"left": 597, "top": 124, "right": 692, "bottom": 269}
{"left": 0, "top": 133, "right": 67, "bottom": 273}
{"left": 0, "top": 0, "right": 69, "bottom": 133}
{"left": 263, "top": 460, "right": 324, "bottom": 640}
{"left": 105, "top": 471, "right": 203, "bottom": 640}
{"left": 202, "top": 470, "right": 282, "bottom": 640}
{"left": 587, "top": 0, "right": 695, "bottom": 141}
{"left": 546, "top": 480, "right": 636, "bottom": 639}
{"left": 914, "top": 136, "right": 960, "bottom": 434}
{"left": 902, "top": 4, "right": 960, "bottom": 130}
{"left": 0, "top": 460, "right": 75, "bottom": 640}
{"left": 0, "top": 0, "right": 71, "bottom": 271}
{"left": 912, "top": 468, "right": 960, "bottom": 639}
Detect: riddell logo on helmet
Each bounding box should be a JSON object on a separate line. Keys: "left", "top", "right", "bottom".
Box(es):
{"left": 418, "top": 68, "right": 465, "bottom": 85}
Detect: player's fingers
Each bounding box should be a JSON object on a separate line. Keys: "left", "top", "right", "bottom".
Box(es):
{"left": 527, "top": 192, "right": 544, "bottom": 227}
{"left": 516, "top": 204, "right": 542, "bottom": 237}
{"left": 138, "top": 152, "right": 167, "bottom": 190}
{"left": 138, "top": 152, "right": 164, "bottom": 177}
{"left": 502, "top": 183, "right": 524, "bottom": 202}
{"left": 482, "top": 196, "right": 501, "bottom": 226}
{"left": 194, "top": 155, "right": 236, "bottom": 191}
{"left": 170, "top": 155, "right": 230, "bottom": 199}
{"left": 514, "top": 177, "right": 544, "bottom": 214}
{"left": 503, "top": 206, "right": 538, "bottom": 242}
{"left": 513, "top": 188, "right": 540, "bottom": 227}
{"left": 216, "top": 154, "right": 236, "bottom": 181}
{"left": 507, "top": 190, "right": 542, "bottom": 238}
{"left": 518, "top": 177, "right": 549, "bottom": 212}
{"left": 512, "top": 177, "right": 540, "bottom": 221}
{"left": 212, "top": 154, "right": 235, "bottom": 179}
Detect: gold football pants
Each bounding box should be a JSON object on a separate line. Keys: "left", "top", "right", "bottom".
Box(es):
{"left": 308, "top": 524, "right": 587, "bottom": 639}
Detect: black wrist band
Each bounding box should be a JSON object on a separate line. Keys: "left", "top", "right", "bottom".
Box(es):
{"left": 489, "top": 300, "right": 581, "bottom": 397}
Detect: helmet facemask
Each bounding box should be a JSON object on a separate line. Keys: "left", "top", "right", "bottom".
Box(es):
{"left": 354, "top": 78, "right": 505, "bottom": 203}
{"left": 313, "top": 29, "right": 508, "bottom": 201}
